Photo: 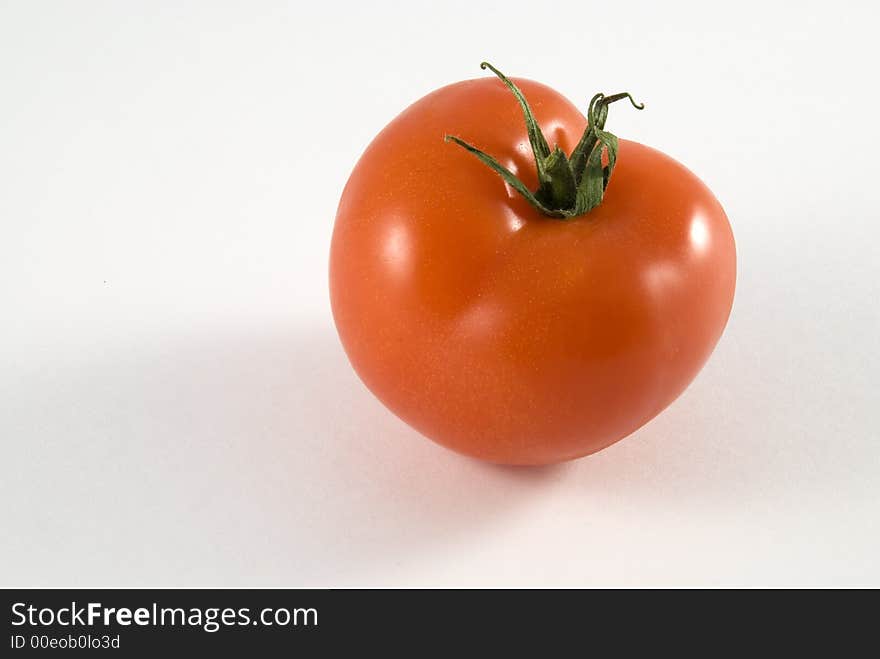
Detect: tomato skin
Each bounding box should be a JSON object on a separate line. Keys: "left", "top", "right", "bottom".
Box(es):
{"left": 330, "top": 77, "right": 736, "bottom": 465}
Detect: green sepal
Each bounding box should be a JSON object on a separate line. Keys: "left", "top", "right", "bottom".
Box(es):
{"left": 538, "top": 147, "right": 577, "bottom": 210}
{"left": 444, "top": 135, "right": 567, "bottom": 218}
{"left": 573, "top": 128, "right": 619, "bottom": 215}
{"left": 480, "top": 62, "right": 552, "bottom": 191}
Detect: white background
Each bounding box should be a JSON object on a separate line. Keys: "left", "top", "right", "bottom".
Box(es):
{"left": 2, "top": 1, "right": 878, "bottom": 587}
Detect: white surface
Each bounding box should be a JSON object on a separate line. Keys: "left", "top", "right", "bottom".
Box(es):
{"left": 1, "top": 0, "right": 878, "bottom": 587}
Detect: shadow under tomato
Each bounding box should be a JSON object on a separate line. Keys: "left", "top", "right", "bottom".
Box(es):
{"left": 3, "top": 321, "right": 562, "bottom": 586}
{"left": 223, "top": 325, "right": 567, "bottom": 585}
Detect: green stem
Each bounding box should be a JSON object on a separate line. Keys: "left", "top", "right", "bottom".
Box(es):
{"left": 445, "top": 63, "right": 644, "bottom": 219}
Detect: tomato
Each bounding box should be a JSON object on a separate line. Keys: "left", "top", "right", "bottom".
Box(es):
{"left": 329, "top": 64, "right": 736, "bottom": 465}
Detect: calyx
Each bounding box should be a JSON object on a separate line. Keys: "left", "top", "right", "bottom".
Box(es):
{"left": 445, "top": 62, "right": 644, "bottom": 219}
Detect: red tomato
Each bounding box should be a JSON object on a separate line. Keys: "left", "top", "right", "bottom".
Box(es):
{"left": 330, "top": 65, "right": 736, "bottom": 465}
